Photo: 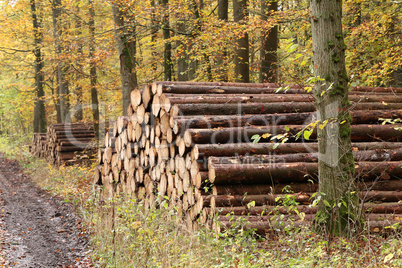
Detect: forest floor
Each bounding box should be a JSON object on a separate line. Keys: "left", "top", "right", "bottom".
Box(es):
{"left": 0, "top": 139, "right": 400, "bottom": 267}
{"left": 0, "top": 155, "right": 93, "bottom": 267}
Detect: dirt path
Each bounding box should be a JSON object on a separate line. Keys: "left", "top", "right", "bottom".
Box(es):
{"left": 0, "top": 156, "right": 93, "bottom": 267}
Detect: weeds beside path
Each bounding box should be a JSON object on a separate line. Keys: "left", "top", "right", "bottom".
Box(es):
{"left": 0, "top": 136, "right": 401, "bottom": 267}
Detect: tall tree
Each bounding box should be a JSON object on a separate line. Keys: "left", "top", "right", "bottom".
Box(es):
{"left": 74, "top": 2, "right": 84, "bottom": 121}
{"left": 260, "top": 0, "right": 278, "bottom": 83}
{"left": 162, "top": 0, "right": 173, "bottom": 81}
{"left": 217, "top": 0, "right": 229, "bottom": 82}
{"left": 52, "top": 0, "right": 70, "bottom": 123}
{"left": 89, "top": 0, "right": 100, "bottom": 139}
{"left": 151, "top": 0, "right": 159, "bottom": 77}
{"left": 112, "top": 2, "right": 138, "bottom": 115}
{"left": 30, "top": 0, "right": 46, "bottom": 133}
{"left": 177, "top": 13, "right": 189, "bottom": 81}
{"left": 233, "top": 0, "right": 250, "bottom": 83}
{"left": 193, "top": 0, "right": 212, "bottom": 81}
{"left": 310, "top": 0, "right": 360, "bottom": 236}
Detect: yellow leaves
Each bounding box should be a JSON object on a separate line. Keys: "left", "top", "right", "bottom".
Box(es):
{"left": 131, "top": 221, "right": 142, "bottom": 229}
{"left": 318, "top": 120, "right": 328, "bottom": 130}
{"left": 304, "top": 86, "right": 313, "bottom": 93}
{"left": 261, "top": 133, "right": 271, "bottom": 139}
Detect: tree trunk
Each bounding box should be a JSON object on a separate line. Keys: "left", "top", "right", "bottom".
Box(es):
{"left": 162, "top": 0, "right": 173, "bottom": 81}
{"left": 151, "top": 0, "right": 158, "bottom": 77}
{"left": 177, "top": 15, "right": 188, "bottom": 81}
{"left": 74, "top": 2, "right": 83, "bottom": 121}
{"left": 193, "top": 0, "right": 212, "bottom": 81}
{"left": 233, "top": 0, "right": 250, "bottom": 83}
{"left": 217, "top": 0, "right": 228, "bottom": 81}
{"left": 52, "top": 0, "right": 70, "bottom": 123}
{"left": 112, "top": 3, "right": 138, "bottom": 115}
{"left": 260, "top": 0, "right": 278, "bottom": 83}
{"left": 89, "top": 0, "right": 100, "bottom": 139}
{"left": 30, "top": 0, "right": 46, "bottom": 133}
{"left": 310, "top": 0, "right": 360, "bottom": 236}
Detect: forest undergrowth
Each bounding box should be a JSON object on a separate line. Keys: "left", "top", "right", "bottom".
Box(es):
{"left": 0, "top": 134, "right": 401, "bottom": 267}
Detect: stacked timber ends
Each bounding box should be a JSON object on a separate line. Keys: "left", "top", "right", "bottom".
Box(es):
{"left": 30, "top": 133, "right": 47, "bottom": 157}
{"left": 96, "top": 81, "right": 402, "bottom": 235}
{"left": 31, "top": 123, "right": 97, "bottom": 166}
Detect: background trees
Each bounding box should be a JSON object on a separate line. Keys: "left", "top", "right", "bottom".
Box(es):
{"left": 0, "top": 0, "right": 400, "bottom": 137}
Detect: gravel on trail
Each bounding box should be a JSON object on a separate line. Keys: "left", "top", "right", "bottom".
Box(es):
{"left": 0, "top": 155, "right": 93, "bottom": 267}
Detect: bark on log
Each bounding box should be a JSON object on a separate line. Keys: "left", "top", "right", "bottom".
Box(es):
{"left": 166, "top": 93, "right": 402, "bottom": 104}
{"left": 197, "top": 142, "right": 402, "bottom": 157}
{"left": 174, "top": 102, "right": 401, "bottom": 116}
{"left": 173, "top": 110, "right": 402, "bottom": 133}
{"left": 206, "top": 148, "right": 402, "bottom": 166}
{"left": 186, "top": 124, "right": 402, "bottom": 145}
{"left": 214, "top": 202, "right": 402, "bottom": 216}
{"left": 153, "top": 82, "right": 402, "bottom": 95}
{"left": 204, "top": 190, "right": 402, "bottom": 208}
{"left": 208, "top": 161, "right": 402, "bottom": 185}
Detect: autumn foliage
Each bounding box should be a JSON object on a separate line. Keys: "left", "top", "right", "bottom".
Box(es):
{"left": 0, "top": 0, "right": 400, "bottom": 135}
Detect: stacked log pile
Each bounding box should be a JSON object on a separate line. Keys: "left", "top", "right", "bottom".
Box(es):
{"left": 31, "top": 123, "right": 97, "bottom": 166}
{"left": 29, "top": 133, "right": 47, "bottom": 157}
{"left": 96, "top": 81, "right": 402, "bottom": 234}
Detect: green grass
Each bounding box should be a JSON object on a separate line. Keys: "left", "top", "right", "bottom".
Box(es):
{"left": 1, "top": 134, "right": 401, "bottom": 267}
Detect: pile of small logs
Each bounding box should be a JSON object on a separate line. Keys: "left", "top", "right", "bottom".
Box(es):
{"left": 29, "top": 133, "right": 47, "bottom": 158}
{"left": 31, "top": 123, "right": 97, "bottom": 166}
{"left": 95, "top": 81, "right": 402, "bottom": 234}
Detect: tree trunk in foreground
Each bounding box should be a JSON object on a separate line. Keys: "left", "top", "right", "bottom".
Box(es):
{"left": 310, "top": 0, "right": 361, "bottom": 236}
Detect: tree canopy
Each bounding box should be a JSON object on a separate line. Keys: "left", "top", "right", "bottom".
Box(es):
{"left": 0, "top": 0, "right": 400, "bottom": 135}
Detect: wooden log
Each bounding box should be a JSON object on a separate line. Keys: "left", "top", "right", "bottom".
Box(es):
{"left": 56, "top": 145, "right": 97, "bottom": 152}
{"left": 117, "top": 116, "right": 129, "bottom": 134}
{"left": 177, "top": 102, "right": 316, "bottom": 115}
{"left": 353, "top": 86, "right": 402, "bottom": 94}
{"left": 48, "top": 124, "right": 94, "bottom": 132}
{"left": 174, "top": 102, "right": 400, "bottom": 116}
{"left": 217, "top": 218, "right": 400, "bottom": 235}
{"left": 208, "top": 161, "right": 402, "bottom": 185}
{"left": 361, "top": 191, "right": 402, "bottom": 202}
{"left": 52, "top": 133, "right": 95, "bottom": 140}
{"left": 173, "top": 110, "right": 402, "bottom": 133}
{"left": 204, "top": 190, "right": 402, "bottom": 208}
{"left": 204, "top": 193, "right": 313, "bottom": 207}
{"left": 130, "top": 88, "right": 142, "bottom": 108}
{"left": 214, "top": 202, "right": 402, "bottom": 216}
{"left": 216, "top": 213, "right": 402, "bottom": 223}
{"left": 197, "top": 142, "right": 402, "bottom": 157}
{"left": 142, "top": 84, "right": 152, "bottom": 109}
{"left": 166, "top": 93, "right": 402, "bottom": 105}
{"left": 206, "top": 183, "right": 291, "bottom": 196}
{"left": 152, "top": 82, "right": 402, "bottom": 95}
{"left": 186, "top": 124, "right": 402, "bottom": 145}
{"left": 206, "top": 148, "right": 402, "bottom": 167}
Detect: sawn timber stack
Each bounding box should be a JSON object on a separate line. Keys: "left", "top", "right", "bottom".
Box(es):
{"left": 95, "top": 82, "right": 402, "bottom": 235}
{"left": 31, "top": 123, "right": 97, "bottom": 166}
